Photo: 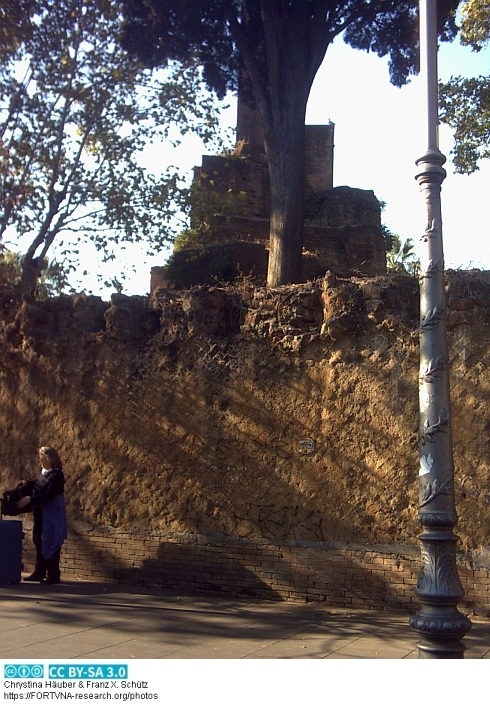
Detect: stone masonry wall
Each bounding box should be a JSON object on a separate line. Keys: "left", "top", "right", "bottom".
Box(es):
{"left": 1, "top": 271, "right": 490, "bottom": 614}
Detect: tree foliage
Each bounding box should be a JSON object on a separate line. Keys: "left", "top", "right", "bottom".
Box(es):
{"left": 121, "top": 0, "right": 459, "bottom": 287}
{"left": 0, "top": 0, "right": 38, "bottom": 63}
{"left": 439, "top": 0, "right": 490, "bottom": 174}
{"left": 0, "top": 0, "right": 222, "bottom": 296}
{"left": 0, "top": 246, "right": 69, "bottom": 298}
{"left": 386, "top": 234, "right": 420, "bottom": 276}
{"left": 458, "top": 0, "right": 490, "bottom": 48}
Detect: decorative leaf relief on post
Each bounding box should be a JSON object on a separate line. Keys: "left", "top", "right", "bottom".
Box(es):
{"left": 419, "top": 512, "right": 457, "bottom": 528}
{"left": 420, "top": 356, "right": 446, "bottom": 383}
{"left": 420, "top": 218, "right": 441, "bottom": 243}
{"left": 419, "top": 258, "right": 443, "bottom": 282}
{"left": 416, "top": 542, "right": 465, "bottom": 599}
{"left": 420, "top": 412, "right": 449, "bottom": 445}
{"left": 420, "top": 305, "right": 445, "bottom": 332}
{"left": 420, "top": 476, "right": 451, "bottom": 508}
{"left": 409, "top": 613, "right": 471, "bottom": 638}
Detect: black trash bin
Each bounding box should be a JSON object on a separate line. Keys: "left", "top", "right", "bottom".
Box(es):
{"left": 0, "top": 519, "right": 23, "bottom": 585}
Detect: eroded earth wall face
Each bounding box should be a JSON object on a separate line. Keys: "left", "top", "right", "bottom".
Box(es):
{"left": 0, "top": 272, "right": 489, "bottom": 554}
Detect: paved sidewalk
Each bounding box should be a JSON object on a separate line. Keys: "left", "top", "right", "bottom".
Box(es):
{"left": 0, "top": 580, "right": 488, "bottom": 659}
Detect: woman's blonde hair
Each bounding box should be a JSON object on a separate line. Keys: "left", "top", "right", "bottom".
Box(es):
{"left": 39, "top": 446, "right": 62, "bottom": 470}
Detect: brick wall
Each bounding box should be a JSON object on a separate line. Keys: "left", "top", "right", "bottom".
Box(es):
{"left": 305, "top": 124, "right": 334, "bottom": 192}
{"left": 19, "top": 523, "right": 490, "bottom": 617}
{"left": 194, "top": 155, "right": 271, "bottom": 220}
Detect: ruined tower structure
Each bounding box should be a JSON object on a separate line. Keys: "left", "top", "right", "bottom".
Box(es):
{"left": 158, "top": 93, "right": 386, "bottom": 289}
{"left": 234, "top": 95, "right": 334, "bottom": 190}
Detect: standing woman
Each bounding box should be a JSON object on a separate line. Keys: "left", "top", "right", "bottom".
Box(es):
{"left": 17, "top": 446, "right": 68, "bottom": 584}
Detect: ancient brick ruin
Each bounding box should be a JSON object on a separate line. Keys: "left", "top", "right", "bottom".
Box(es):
{"left": 156, "top": 96, "right": 386, "bottom": 289}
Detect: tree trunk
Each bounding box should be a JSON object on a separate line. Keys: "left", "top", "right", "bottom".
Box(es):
{"left": 20, "top": 256, "right": 42, "bottom": 299}
{"left": 265, "top": 106, "right": 306, "bottom": 287}
{"left": 237, "top": 2, "right": 326, "bottom": 288}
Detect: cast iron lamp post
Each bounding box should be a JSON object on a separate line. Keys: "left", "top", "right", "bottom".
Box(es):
{"left": 409, "top": 0, "right": 471, "bottom": 658}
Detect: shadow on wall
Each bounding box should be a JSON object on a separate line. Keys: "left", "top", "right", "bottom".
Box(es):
{"left": 61, "top": 527, "right": 419, "bottom": 612}
{"left": 1, "top": 271, "right": 490, "bottom": 578}
{"left": 114, "top": 541, "right": 279, "bottom": 600}
{"left": 0, "top": 276, "right": 425, "bottom": 553}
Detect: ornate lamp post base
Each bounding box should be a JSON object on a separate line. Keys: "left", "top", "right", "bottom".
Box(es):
{"left": 409, "top": 531, "right": 471, "bottom": 658}
{"left": 410, "top": 612, "right": 471, "bottom": 658}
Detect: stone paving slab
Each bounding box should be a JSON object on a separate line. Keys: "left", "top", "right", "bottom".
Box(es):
{"left": 0, "top": 580, "right": 488, "bottom": 660}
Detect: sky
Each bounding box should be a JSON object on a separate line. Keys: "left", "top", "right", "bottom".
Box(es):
{"left": 71, "top": 31, "right": 490, "bottom": 297}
